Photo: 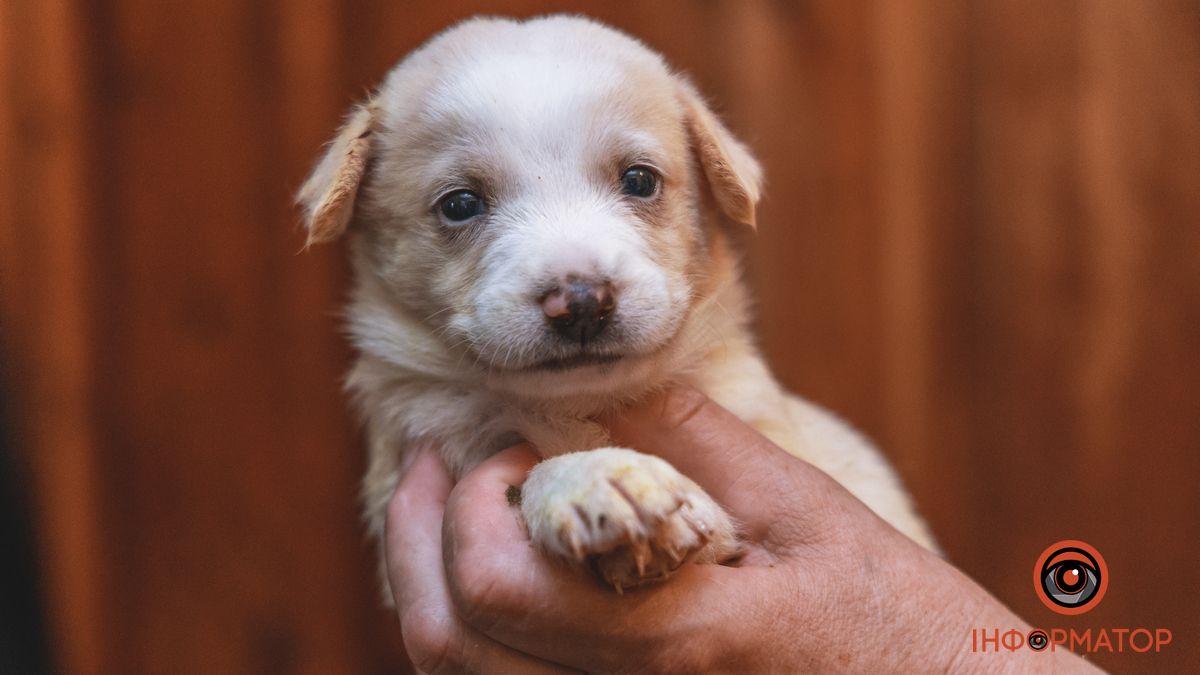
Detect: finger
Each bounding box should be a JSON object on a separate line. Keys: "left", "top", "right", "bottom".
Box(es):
{"left": 444, "top": 444, "right": 744, "bottom": 671}
{"left": 597, "top": 385, "right": 828, "bottom": 524}
{"left": 388, "top": 446, "right": 454, "bottom": 612}
{"left": 387, "top": 447, "right": 575, "bottom": 674}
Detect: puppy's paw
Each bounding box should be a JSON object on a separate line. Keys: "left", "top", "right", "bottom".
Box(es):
{"left": 520, "top": 447, "right": 740, "bottom": 591}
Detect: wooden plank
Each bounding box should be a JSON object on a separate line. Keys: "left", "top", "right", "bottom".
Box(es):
{"left": 0, "top": 1, "right": 108, "bottom": 673}
{"left": 73, "top": 0, "right": 402, "bottom": 671}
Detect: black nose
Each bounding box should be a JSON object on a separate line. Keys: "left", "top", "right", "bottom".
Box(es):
{"left": 541, "top": 279, "right": 617, "bottom": 346}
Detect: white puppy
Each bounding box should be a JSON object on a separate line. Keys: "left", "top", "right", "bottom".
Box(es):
{"left": 298, "top": 15, "right": 934, "bottom": 593}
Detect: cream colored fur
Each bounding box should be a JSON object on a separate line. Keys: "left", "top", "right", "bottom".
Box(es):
{"left": 299, "top": 15, "right": 934, "bottom": 594}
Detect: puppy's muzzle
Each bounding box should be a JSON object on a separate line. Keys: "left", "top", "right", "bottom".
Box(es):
{"left": 541, "top": 278, "right": 617, "bottom": 346}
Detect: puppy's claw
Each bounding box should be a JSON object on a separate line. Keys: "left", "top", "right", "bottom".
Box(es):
{"left": 573, "top": 504, "right": 592, "bottom": 533}
{"left": 608, "top": 477, "right": 652, "bottom": 526}
{"left": 681, "top": 512, "right": 710, "bottom": 546}
{"left": 633, "top": 542, "right": 649, "bottom": 576}
{"left": 666, "top": 545, "right": 684, "bottom": 565}
{"left": 561, "top": 526, "right": 584, "bottom": 561}
{"left": 625, "top": 521, "right": 644, "bottom": 545}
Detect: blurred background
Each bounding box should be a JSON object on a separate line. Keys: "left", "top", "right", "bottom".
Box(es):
{"left": 2, "top": 1, "right": 1198, "bottom": 673}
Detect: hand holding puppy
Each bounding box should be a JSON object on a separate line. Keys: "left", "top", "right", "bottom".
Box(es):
{"left": 387, "top": 388, "right": 1100, "bottom": 674}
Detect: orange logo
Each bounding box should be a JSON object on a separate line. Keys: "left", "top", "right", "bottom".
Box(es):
{"left": 1033, "top": 540, "right": 1108, "bottom": 615}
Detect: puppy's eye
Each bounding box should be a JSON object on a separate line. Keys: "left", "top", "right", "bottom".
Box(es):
{"left": 620, "top": 166, "right": 659, "bottom": 199}
{"left": 438, "top": 190, "right": 486, "bottom": 223}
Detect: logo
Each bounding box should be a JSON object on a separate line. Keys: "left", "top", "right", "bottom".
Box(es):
{"left": 1033, "top": 540, "right": 1108, "bottom": 615}
{"left": 969, "top": 540, "right": 1172, "bottom": 656}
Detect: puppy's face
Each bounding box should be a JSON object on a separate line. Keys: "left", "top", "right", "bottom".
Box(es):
{"left": 300, "top": 17, "right": 761, "bottom": 397}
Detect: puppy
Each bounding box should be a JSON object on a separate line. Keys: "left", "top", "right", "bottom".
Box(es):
{"left": 298, "top": 15, "right": 935, "bottom": 593}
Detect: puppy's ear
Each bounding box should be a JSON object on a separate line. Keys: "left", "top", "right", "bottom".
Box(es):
{"left": 679, "top": 82, "right": 763, "bottom": 228}
{"left": 296, "top": 101, "right": 377, "bottom": 245}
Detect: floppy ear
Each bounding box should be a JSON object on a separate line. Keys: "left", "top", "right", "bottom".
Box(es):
{"left": 679, "top": 82, "right": 763, "bottom": 228}
{"left": 296, "top": 101, "right": 378, "bottom": 245}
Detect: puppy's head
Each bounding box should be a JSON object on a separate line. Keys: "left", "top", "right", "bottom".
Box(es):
{"left": 300, "top": 16, "right": 761, "bottom": 397}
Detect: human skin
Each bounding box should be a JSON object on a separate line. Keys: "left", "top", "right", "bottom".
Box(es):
{"left": 386, "top": 387, "right": 1101, "bottom": 673}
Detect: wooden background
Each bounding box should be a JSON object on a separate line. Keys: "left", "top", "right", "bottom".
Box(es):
{"left": 2, "top": 1, "right": 1197, "bottom": 672}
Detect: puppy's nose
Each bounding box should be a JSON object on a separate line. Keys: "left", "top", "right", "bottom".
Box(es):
{"left": 541, "top": 279, "right": 617, "bottom": 345}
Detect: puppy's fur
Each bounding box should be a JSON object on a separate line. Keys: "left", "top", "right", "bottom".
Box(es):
{"left": 299, "top": 15, "right": 934, "bottom": 593}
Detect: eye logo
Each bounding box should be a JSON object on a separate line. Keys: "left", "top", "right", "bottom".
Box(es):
{"left": 1034, "top": 540, "right": 1108, "bottom": 615}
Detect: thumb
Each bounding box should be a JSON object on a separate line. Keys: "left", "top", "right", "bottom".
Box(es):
{"left": 599, "top": 385, "right": 821, "bottom": 525}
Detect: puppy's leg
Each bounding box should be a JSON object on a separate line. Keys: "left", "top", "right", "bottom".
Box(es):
{"left": 521, "top": 447, "right": 740, "bottom": 591}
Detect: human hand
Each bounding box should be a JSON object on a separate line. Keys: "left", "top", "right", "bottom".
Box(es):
{"left": 387, "top": 387, "right": 1098, "bottom": 673}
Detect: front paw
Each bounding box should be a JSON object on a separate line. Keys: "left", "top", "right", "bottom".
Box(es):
{"left": 520, "top": 447, "right": 740, "bottom": 591}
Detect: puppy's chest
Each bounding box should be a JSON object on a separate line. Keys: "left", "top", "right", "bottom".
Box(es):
{"left": 380, "top": 382, "right": 613, "bottom": 477}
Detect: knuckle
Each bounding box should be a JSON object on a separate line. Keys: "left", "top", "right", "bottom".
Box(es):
{"left": 447, "top": 548, "right": 510, "bottom": 626}
{"left": 400, "top": 607, "right": 459, "bottom": 675}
